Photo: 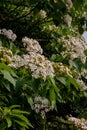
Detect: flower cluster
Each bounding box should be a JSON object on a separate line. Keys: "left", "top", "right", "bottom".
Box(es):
{"left": 32, "top": 96, "right": 50, "bottom": 118}
{"left": 66, "top": 0, "right": 73, "bottom": 10}
{"left": 81, "top": 69, "right": 87, "bottom": 79}
{"left": 10, "top": 52, "right": 54, "bottom": 80}
{"left": 0, "top": 46, "right": 13, "bottom": 64}
{"left": 39, "top": 10, "right": 47, "bottom": 19}
{"left": 68, "top": 116, "right": 87, "bottom": 130}
{"left": 76, "top": 79, "right": 87, "bottom": 91}
{"left": 64, "top": 14, "right": 72, "bottom": 27}
{"left": 22, "top": 37, "right": 43, "bottom": 54}
{"left": 43, "top": 24, "right": 58, "bottom": 32}
{"left": 0, "top": 29, "right": 17, "bottom": 41}
{"left": 52, "top": 62, "right": 73, "bottom": 77}
{"left": 59, "top": 35, "right": 87, "bottom": 63}
{"left": 62, "top": 0, "right": 73, "bottom": 10}
{"left": 10, "top": 37, "right": 54, "bottom": 81}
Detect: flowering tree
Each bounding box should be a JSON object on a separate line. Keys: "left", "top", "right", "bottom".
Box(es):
{"left": 0, "top": 0, "right": 87, "bottom": 130}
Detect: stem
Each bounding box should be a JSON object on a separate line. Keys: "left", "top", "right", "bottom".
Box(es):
{"left": 41, "top": 116, "right": 46, "bottom": 130}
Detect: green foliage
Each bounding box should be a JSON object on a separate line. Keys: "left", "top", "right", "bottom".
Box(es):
{"left": 0, "top": 0, "right": 87, "bottom": 130}
{"left": 0, "top": 105, "right": 32, "bottom": 129}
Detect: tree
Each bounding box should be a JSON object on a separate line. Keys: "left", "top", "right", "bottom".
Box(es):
{"left": 0, "top": 0, "right": 87, "bottom": 129}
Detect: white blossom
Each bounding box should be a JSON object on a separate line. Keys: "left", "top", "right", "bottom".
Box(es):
{"left": 66, "top": 0, "right": 73, "bottom": 10}
{"left": 0, "top": 28, "right": 17, "bottom": 41}
{"left": 33, "top": 96, "right": 50, "bottom": 118}
{"left": 64, "top": 14, "right": 72, "bottom": 27}
{"left": 9, "top": 37, "right": 54, "bottom": 81}
{"left": 22, "top": 37, "right": 43, "bottom": 54}
{"left": 60, "top": 35, "right": 87, "bottom": 63}
{"left": 68, "top": 116, "right": 87, "bottom": 130}
{"left": 39, "top": 10, "right": 47, "bottom": 19}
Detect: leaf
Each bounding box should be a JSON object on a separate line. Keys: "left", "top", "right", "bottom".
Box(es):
{"left": 84, "top": 49, "right": 87, "bottom": 56}
{"left": 26, "top": 96, "right": 34, "bottom": 108}
{"left": 0, "top": 63, "right": 18, "bottom": 78}
{"left": 1, "top": 70, "right": 16, "bottom": 86}
{"left": 14, "top": 119, "right": 29, "bottom": 128}
{"left": 49, "top": 77, "right": 62, "bottom": 99}
{"left": 12, "top": 109, "right": 29, "bottom": 115}
{"left": 11, "top": 114, "right": 29, "bottom": 124}
{"left": 19, "top": 127, "right": 26, "bottom": 130}
{"left": 14, "top": 119, "right": 33, "bottom": 128}
{"left": 1, "top": 81, "right": 11, "bottom": 91}
{"left": 9, "top": 105, "right": 20, "bottom": 109}
{"left": 5, "top": 116, "right": 12, "bottom": 128}
{"left": 67, "top": 76, "right": 80, "bottom": 90}
{"left": 56, "top": 76, "right": 66, "bottom": 86}
{"left": 49, "top": 87, "right": 56, "bottom": 110}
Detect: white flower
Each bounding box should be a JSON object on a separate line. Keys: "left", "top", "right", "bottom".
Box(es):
{"left": 39, "top": 10, "right": 47, "bottom": 19}
{"left": 11, "top": 34, "right": 17, "bottom": 41}
{"left": 66, "top": 0, "right": 73, "bottom": 10}
{"left": 33, "top": 96, "right": 50, "bottom": 118}
{"left": 64, "top": 14, "right": 72, "bottom": 27}
{"left": 60, "top": 35, "right": 87, "bottom": 63}
{"left": 0, "top": 28, "right": 17, "bottom": 41}
{"left": 22, "top": 37, "right": 43, "bottom": 54}
{"left": 68, "top": 116, "right": 87, "bottom": 129}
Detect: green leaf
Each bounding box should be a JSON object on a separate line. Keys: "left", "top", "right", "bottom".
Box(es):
{"left": 12, "top": 109, "right": 29, "bottom": 115}
{"left": 1, "top": 81, "right": 11, "bottom": 91}
{"left": 11, "top": 114, "right": 29, "bottom": 124}
{"left": 9, "top": 105, "right": 20, "bottom": 109}
{"left": 26, "top": 96, "right": 34, "bottom": 108}
{"left": 67, "top": 76, "right": 80, "bottom": 90}
{"left": 5, "top": 116, "right": 12, "bottom": 128}
{"left": 14, "top": 119, "right": 33, "bottom": 128}
{"left": 14, "top": 119, "right": 29, "bottom": 128}
{"left": 19, "top": 127, "right": 26, "bottom": 130}
{"left": 84, "top": 49, "right": 87, "bottom": 56}
{"left": 56, "top": 77, "right": 66, "bottom": 86}
{"left": 0, "top": 63, "right": 18, "bottom": 78}
{"left": 1, "top": 70, "right": 16, "bottom": 86}
{"left": 49, "top": 87, "right": 56, "bottom": 110}
{"left": 49, "top": 77, "right": 62, "bottom": 100}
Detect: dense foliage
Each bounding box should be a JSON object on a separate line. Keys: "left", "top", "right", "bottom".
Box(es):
{"left": 0, "top": 0, "right": 87, "bottom": 130}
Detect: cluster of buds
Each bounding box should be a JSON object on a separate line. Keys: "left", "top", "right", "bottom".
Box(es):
{"left": 0, "top": 28, "right": 17, "bottom": 41}
{"left": 33, "top": 96, "right": 50, "bottom": 118}
{"left": 68, "top": 116, "right": 87, "bottom": 130}
{"left": 0, "top": 46, "right": 13, "bottom": 64}
{"left": 52, "top": 62, "right": 73, "bottom": 77}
